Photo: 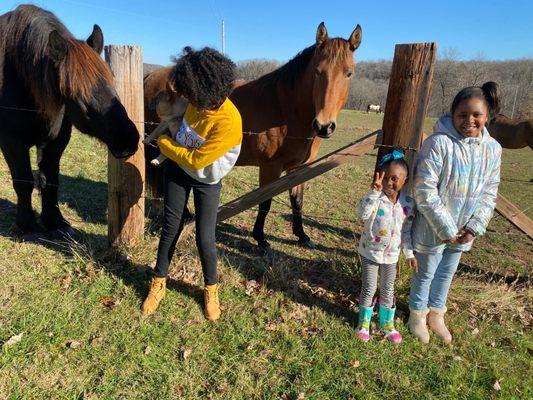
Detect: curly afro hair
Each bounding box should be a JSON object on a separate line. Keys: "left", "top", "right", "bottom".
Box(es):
{"left": 170, "top": 46, "right": 236, "bottom": 110}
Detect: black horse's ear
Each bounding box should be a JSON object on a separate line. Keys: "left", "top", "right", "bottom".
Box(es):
{"left": 316, "top": 22, "right": 328, "bottom": 46}
{"left": 349, "top": 25, "right": 362, "bottom": 51}
{"left": 87, "top": 24, "right": 104, "bottom": 55}
{"left": 47, "top": 30, "right": 67, "bottom": 63}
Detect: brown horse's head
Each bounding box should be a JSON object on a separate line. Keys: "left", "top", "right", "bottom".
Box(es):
{"left": 310, "top": 22, "right": 362, "bottom": 138}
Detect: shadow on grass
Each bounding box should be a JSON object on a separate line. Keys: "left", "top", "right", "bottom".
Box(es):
{"left": 215, "top": 221, "right": 361, "bottom": 324}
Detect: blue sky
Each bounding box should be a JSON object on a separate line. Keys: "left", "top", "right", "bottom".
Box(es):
{"left": 2, "top": 0, "right": 532, "bottom": 65}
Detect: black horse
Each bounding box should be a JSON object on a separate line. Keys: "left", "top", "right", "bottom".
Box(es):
{"left": 0, "top": 5, "right": 139, "bottom": 236}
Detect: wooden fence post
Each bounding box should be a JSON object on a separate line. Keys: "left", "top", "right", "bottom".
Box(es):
{"left": 376, "top": 43, "right": 437, "bottom": 188}
{"left": 105, "top": 45, "right": 145, "bottom": 247}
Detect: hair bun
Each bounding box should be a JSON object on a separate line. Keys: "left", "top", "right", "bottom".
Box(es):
{"left": 481, "top": 81, "right": 501, "bottom": 116}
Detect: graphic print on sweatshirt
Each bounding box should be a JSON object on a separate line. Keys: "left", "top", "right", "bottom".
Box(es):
{"left": 174, "top": 118, "right": 206, "bottom": 150}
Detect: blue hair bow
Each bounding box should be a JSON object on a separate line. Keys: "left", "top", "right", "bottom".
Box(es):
{"left": 377, "top": 148, "right": 405, "bottom": 169}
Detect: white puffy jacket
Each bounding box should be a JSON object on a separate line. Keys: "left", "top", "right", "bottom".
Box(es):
{"left": 412, "top": 113, "right": 501, "bottom": 254}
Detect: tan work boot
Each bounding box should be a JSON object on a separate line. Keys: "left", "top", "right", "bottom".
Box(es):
{"left": 428, "top": 307, "right": 452, "bottom": 344}
{"left": 203, "top": 283, "right": 221, "bottom": 321}
{"left": 141, "top": 277, "right": 166, "bottom": 315}
{"left": 408, "top": 308, "right": 430, "bottom": 343}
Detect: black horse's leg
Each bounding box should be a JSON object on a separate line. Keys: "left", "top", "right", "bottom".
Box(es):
{"left": 289, "top": 183, "right": 316, "bottom": 249}
{"left": 37, "top": 122, "right": 72, "bottom": 235}
{"left": 252, "top": 164, "right": 282, "bottom": 249}
{"left": 0, "top": 140, "right": 39, "bottom": 233}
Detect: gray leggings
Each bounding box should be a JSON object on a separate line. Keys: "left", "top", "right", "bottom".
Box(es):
{"left": 359, "top": 256, "right": 398, "bottom": 308}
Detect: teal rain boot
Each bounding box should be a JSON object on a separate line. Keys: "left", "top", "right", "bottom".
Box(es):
{"left": 378, "top": 303, "right": 402, "bottom": 343}
{"left": 357, "top": 305, "right": 373, "bottom": 342}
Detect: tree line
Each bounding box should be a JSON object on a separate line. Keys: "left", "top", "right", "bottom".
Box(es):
{"left": 236, "top": 53, "right": 533, "bottom": 119}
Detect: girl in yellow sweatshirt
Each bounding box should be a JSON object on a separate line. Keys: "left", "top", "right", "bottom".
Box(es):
{"left": 141, "top": 47, "right": 242, "bottom": 320}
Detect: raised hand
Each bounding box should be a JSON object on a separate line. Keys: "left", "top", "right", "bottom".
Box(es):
{"left": 372, "top": 171, "right": 385, "bottom": 192}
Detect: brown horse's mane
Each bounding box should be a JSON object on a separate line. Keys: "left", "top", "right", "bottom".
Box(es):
{"left": 255, "top": 38, "right": 351, "bottom": 88}
{"left": 0, "top": 4, "right": 112, "bottom": 118}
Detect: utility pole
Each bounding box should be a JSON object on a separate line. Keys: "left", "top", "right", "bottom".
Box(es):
{"left": 221, "top": 19, "right": 225, "bottom": 55}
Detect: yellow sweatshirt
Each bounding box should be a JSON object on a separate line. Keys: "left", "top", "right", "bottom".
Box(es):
{"left": 157, "top": 98, "right": 242, "bottom": 184}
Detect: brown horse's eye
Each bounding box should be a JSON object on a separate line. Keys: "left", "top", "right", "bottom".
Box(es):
{"left": 346, "top": 71, "right": 353, "bottom": 78}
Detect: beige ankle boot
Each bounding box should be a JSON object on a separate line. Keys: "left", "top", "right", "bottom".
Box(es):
{"left": 204, "top": 283, "right": 221, "bottom": 321}
{"left": 428, "top": 307, "right": 452, "bottom": 344}
{"left": 408, "top": 308, "right": 430, "bottom": 343}
{"left": 141, "top": 277, "right": 166, "bottom": 315}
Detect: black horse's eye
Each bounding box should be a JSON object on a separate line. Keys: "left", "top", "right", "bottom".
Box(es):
{"left": 314, "top": 68, "right": 320, "bottom": 77}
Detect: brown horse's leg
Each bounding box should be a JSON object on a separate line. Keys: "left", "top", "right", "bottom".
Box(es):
{"left": 289, "top": 183, "right": 315, "bottom": 249}
{"left": 252, "top": 164, "right": 283, "bottom": 249}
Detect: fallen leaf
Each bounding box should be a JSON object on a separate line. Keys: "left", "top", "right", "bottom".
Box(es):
{"left": 181, "top": 348, "right": 192, "bottom": 360}
{"left": 60, "top": 274, "right": 72, "bottom": 289}
{"left": 144, "top": 345, "right": 152, "bottom": 355}
{"left": 349, "top": 360, "right": 361, "bottom": 368}
{"left": 65, "top": 340, "right": 83, "bottom": 349}
{"left": 301, "top": 325, "right": 321, "bottom": 337}
{"left": 217, "top": 382, "right": 229, "bottom": 392}
{"left": 243, "top": 279, "right": 263, "bottom": 296}
{"left": 174, "top": 386, "right": 185, "bottom": 394}
{"left": 297, "top": 393, "right": 305, "bottom": 400}
{"left": 101, "top": 296, "right": 121, "bottom": 310}
{"left": 471, "top": 328, "right": 479, "bottom": 335}
{"left": 493, "top": 380, "right": 501, "bottom": 391}
{"left": 453, "top": 355, "right": 462, "bottom": 361}
{"left": 90, "top": 336, "right": 105, "bottom": 346}
{"left": 3, "top": 332, "right": 24, "bottom": 347}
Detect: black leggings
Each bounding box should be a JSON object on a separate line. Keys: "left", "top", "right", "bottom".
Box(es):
{"left": 154, "top": 163, "right": 221, "bottom": 285}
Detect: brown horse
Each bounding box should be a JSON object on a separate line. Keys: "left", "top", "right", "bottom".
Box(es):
{"left": 0, "top": 5, "right": 139, "bottom": 236}
{"left": 230, "top": 22, "right": 362, "bottom": 249}
{"left": 488, "top": 114, "right": 533, "bottom": 150}
{"left": 142, "top": 23, "right": 362, "bottom": 249}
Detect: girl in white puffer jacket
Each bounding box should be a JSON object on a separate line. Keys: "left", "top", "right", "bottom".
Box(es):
{"left": 408, "top": 82, "right": 502, "bottom": 344}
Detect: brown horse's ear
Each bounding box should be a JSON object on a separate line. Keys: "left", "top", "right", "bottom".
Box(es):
{"left": 316, "top": 22, "right": 328, "bottom": 46}
{"left": 47, "top": 30, "right": 67, "bottom": 64}
{"left": 86, "top": 24, "right": 104, "bottom": 55}
{"left": 348, "top": 25, "right": 362, "bottom": 51}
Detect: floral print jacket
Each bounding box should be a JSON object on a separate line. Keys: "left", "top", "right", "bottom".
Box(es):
{"left": 358, "top": 190, "right": 415, "bottom": 264}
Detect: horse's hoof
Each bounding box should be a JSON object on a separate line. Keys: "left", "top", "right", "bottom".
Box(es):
{"left": 298, "top": 238, "right": 316, "bottom": 249}
{"left": 19, "top": 231, "right": 46, "bottom": 242}
{"left": 48, "top": 226, "right": 77, "bottom": 241}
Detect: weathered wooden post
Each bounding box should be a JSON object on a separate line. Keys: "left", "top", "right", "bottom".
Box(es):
{"left": 105, "top": 45, "right": 145, "bottom": 247}
{"left": 375, "top": 43, "right": 437, "bottom": 186}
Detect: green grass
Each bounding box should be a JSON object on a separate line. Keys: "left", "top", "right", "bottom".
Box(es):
{"left": 0, "top": 110, "right": 531, "bottom": 399}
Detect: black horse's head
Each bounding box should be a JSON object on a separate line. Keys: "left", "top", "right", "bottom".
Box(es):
{"left": 47, "top": 25, "right": 139, "bottom": 159}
